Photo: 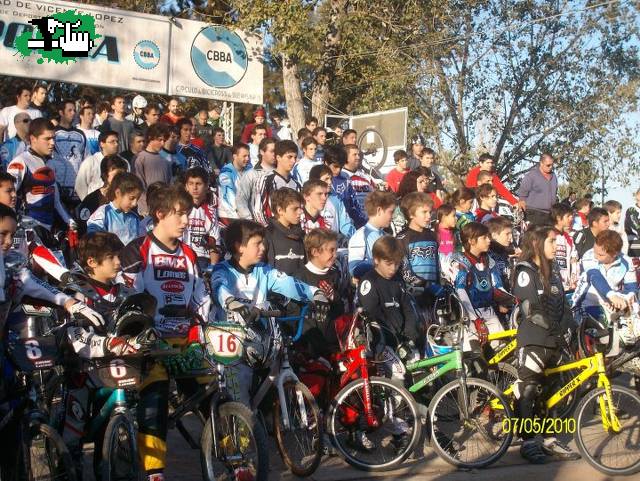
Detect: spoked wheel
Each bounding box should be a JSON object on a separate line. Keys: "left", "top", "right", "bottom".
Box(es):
{"left": 101, "top": 413, "right": 140, "bottom": 481}
{"left": 327, "top": 376, "right": 420, "bottom": 471}
{"left": 429, "top": 378, "right": 513, "bottom": 468}
{"left": 21, "top": 423, "right": 78, "bottom": 481}
{"left": 273, "top": 381, "right": 323, "bottom": 477}
{"left": 201, "top": 401, "right": 269, "bottom": 481}
{"left": 574, "top": 385, "right": 640, "bottom": 476}
{"left": 487, "top": 362, "right": 518, "bottom": 396}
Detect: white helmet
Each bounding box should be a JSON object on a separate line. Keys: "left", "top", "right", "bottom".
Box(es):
{"left": 132, "top": 95, "right": 147, "bottom": 109}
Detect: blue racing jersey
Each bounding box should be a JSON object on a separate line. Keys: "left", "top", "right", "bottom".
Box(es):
{"left": 332, "top": 172, "right": 368, "bottom": 228}
{"left": 210, "top": 260, "right": 318, "bottom": 321}
{"left": 398, "top": 227, "right": 443, "bottom": 296}
{"left": 86, "top": 202, "right": 143, "bottom": 245}
{"left": 348, "top": 223, "right": 385, "bottom": 278}
{"left": 451, "top": 251, "right": 503, "bottom": 318}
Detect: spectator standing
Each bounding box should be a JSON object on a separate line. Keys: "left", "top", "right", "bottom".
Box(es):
{"left": 138, "top": 105, "right": 160, "bottom": 137}
{"left": 406, "top": 135, "right": 424, "bottom": 171}
{"left": 0, "top": 84, "right": 42, "bottom": 142}
{"left": 120, "top": 131, "right": 145, "bottom": 171}
{"left": 135, "top": 123, "right": 173, "bottom": 215}
{"left": 0, "top": 112, "right": 30, "bottom": 169}
{"left": 77, "top": 105, "right": 100, "bottom": 156}
{"left": 30, "top": 84, "right": 48, "bottom": 118}
{"left": 208, "top": 127, "right": 232, "bottom": 172}
{"left": 160, "top": 97, "right": 182, "bottom": 125}
{"left": 517, "top": 153, "right": 558, "bottom": 226}
{"left": 100, "top": 95, "right": 135, "bottom": 153}
{"left": 240, "top": 107, "right": 272, "bottom": 143}
{"left": 217, "top": 143, "right": 252, "bottom": 223}
{"left": 75, "top": 130, "right": 120, "bottom": 201}
{"left": 466, "top": 153, "right": 520, "bottom": 206}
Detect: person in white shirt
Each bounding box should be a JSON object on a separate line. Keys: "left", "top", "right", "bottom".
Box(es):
{"left": 0, "top": 84, "right": 42, "bottom": 142}
{"left": 75, "top": 130, "right": 120, "bottom": 200}
{"left": 76, "top": 105, "right": 101, "bottom": 156}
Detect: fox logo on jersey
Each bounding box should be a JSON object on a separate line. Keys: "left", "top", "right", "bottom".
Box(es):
{"left": 152, "top": 254, "right": 189, "bottom": 281}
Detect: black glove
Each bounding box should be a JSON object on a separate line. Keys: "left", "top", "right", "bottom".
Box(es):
{"left": 311, "top": 290, "right": 330, "bottom": 322}
{"left": 226, "top": 299, "right": 259, "bottom": 324}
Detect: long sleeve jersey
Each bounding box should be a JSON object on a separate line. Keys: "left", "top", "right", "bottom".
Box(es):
{"left": 323, "top": 192, "right": 356, "bottom": 241}
{"left": 49, "top": 126, "right": 88, "bottom": 198}
{"left": 217, "top": 162, "right": 251, "bottom": 220}
{"left": 182, "top": 198, "right": 221, "bottom": 262}
{"left": 119, "top": 233, "right": 210, "bottom": 337}
{"left": 210, "top": 259, "right": 318, "bottom": 323}
{"left": 332, "top": 172, "right": 368, "bottom": 228}
{"left": 451, "top": 251, "right": 504, "bottom": 320}
{"left": 235, "top": 162, "right": 275, "bottom": 225}
{"left": 86, "top": 202, "right": 143, "bottom": 245}
{"left": 348, "top": 223, "right": 384, "bottom": 278}
{"left": 8, "top": 149, "right": 71, "bottom": 229}
{"left": 398, "top": 227, "right": 442, "bottom": 296}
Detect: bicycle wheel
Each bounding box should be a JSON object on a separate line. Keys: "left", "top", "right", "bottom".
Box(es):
{"left": 327, "top": 376, "right": 420, "bottom": 471}
{"left": 20, "top": 422, "right": 78, "bottom": 481}
{"left": 101, "top": 413, "right": 140, "bottom": 481}
{"left": 273, "top": 381, "right": 323, "bottom": 476}
{"left": 487, "top": 362, "right": 517, "bottom": 396}
{"left": 201, "top": 401, "right": 268, "bottom": 481}
{"left": 574, "top": 385, "right": 640, "bottom": 476}
{"left": 429, "top": 377, "right": 513, "bottom": 468}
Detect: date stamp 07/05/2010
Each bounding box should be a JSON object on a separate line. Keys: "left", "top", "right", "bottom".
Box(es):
{"left": 502, "top": 417, "right": 576, "bottom": 435}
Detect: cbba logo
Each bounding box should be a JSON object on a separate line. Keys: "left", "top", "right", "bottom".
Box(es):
{"left": 190, "top": 26, "right": 248, "bottom": 89}
{"left": 133, "top": 40, "right": 160, "bottom": 70}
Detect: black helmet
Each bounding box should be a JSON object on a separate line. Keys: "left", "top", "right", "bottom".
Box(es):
{"left": 243, "top": 317, "right": 282, "bottom": 369}
{"left": 110, "top": 293, "right": 157, "bottom": 337}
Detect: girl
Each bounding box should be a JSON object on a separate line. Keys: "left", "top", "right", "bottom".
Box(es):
{"left": 511, "top": 226, "right": 580, "bottom": 464}
{"left": 437, "top": 203, "right": 456, "bottom": 256}
{"left": 450, "top": 187, "right": 475, "bottom": 251}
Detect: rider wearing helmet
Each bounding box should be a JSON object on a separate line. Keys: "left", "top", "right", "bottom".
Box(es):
{"left": 126, "top": 94, "right": 147, "bottom": 127}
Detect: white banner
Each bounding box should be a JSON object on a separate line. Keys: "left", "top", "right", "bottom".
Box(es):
{"left": 0, "top": 0, "right": 263, "bottom": 103}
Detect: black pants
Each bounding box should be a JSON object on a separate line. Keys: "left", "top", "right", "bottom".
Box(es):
{"left": 525, "top": 208, "right": 552, "bottom": 227}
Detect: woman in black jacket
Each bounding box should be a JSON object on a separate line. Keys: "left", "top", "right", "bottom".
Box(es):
{"left": 512, "top": 226, "right": 580, "bottom": 464}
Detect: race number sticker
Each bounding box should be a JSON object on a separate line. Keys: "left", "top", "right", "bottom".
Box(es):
{"left": 517, "top": 271, "right": 530, "bottom": 287}
{"left": 205, "top": 325, "right": 244, "bottom": 362}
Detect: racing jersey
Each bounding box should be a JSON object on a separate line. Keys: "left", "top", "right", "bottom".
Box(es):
{"left": 177, "top": 143, "right": 209, "bottom": 172}
{"left": 342, "top": 168, "right": 375, "bottom": 223}
{"left": 624, "top": 205, "right": 640, "bottom": 256}
{"left": 0, "top": 136, "right": 27, "bottom": 169}
{"left": 572, "top": 212, "right": 588, "bottom": 233}
{"left": 348, "top": 222, "right": 385, "bottom": 278}
{"left": 210, "top": 259, "right": 317, "bottom": 322}
{"left": 182, "top": 198, "right": 221, "bottom": 262}
{"left": 86, "top": 202, "right": 143, "bottom": 245}
{"left": 251, "top": 170, "right": 300, "bottom": 225}
{"left": 397, "top": 228, "right": 441, "bottom": 294}
{"left": 451, "top": 251, "right": 504, "bottom": 320}
{"left": 236, "top": 161, "right": 275, "bottom": 226}
{"left": 474, "top": 208, "right": 497, "bottom": 224}
{"left": 78, "top": 127, "right": 100, "bottom": 155}
{"left": 573, "top": 249, "right": 638, "bottom": 310}
{"left": 120, "top": 233, "right": 210, "bottom": 337}
{"left": 292, "top": 158, "right": 322, "bottom": 186}
{"left": 217, "top": 162, "right": 252, "bottom": 221}
{"left": 555, "top": 231, "right": 578, "bottom": 291}
{"left": 332, "top": 171, "right": 368, "bottom": 228}
{"left": 300, "top": 209, "right": 329, "bottom": 234}
{"left": 159, "top": 148, "right": 188, "bottom": 177}
{"left": 8, "top": 149, "right": 71, "bottom": 229}
{"left": 322, "top": 192, "right": 356, "bottom": 240}
{"left": 49, "top": 126, "right": 87, "bottom": 199}
{"left": 455, "top": 211, "right": 475, "bottom": 251}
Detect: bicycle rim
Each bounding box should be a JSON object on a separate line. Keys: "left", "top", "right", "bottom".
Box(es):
{"left": 487, "top": 362, "right": 517, "bottom": 397}
{"left": 200, "top": 401, "right": 268, "bottom": 481}
{"left": 575, "top": 385, "right": 640, "bottom": 476}
{"left": 23, "top": 423, "right": 77, "bottom": 481}
{"left": 273, "top": 381, "right": 322, "bottom": 477}
{"left": 102, "top": 414, "right": 139, "bottom": 481}
{"left": 429, "top": 378, "right": 513, "bottom": 468}
{"left": 327, "top": 376, "right": 420, "bottom": 471}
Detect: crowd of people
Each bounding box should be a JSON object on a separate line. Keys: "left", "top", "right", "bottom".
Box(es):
{"left": 1, "top": 82, "right": 640, "bottom": 478}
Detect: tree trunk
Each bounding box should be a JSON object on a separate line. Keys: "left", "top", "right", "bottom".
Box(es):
{"left": 282, "top": 54, "right": 306, "bottom": 136}
{"left": 311, "top": 0, "right": 346, "bottom": 124}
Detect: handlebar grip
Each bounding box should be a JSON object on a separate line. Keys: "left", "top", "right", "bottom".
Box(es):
{"left": 260, "top": 310, "right": 283, "bottom": 318}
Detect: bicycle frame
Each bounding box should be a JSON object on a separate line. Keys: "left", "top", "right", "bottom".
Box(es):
{"left": 486, "top": 329, "right": 518, "bottom": 365}
{"left": 405, "top": 349, "right": 463, "bottom": 394}
{"left": 86, "top": 387, "right": 128, "bottom": 440}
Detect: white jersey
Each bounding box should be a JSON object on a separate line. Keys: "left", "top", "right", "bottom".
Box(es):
{"left": 555, "top": 231, "right": 578, "bottom": 291}
{"left": 182, "top": 200, "right": 221, "bottom": 261}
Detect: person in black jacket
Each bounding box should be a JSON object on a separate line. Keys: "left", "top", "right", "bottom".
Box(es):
{"left": 263, "top": 187, "right": 305, "bottom": 276}
{"left": 512, "top": 226, "right": 580, "bottom": 464}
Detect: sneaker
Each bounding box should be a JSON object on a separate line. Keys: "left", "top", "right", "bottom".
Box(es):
{"left": 541, "top": 438, "right": 581, "bottom": 460}
{"left": 520, "top": 439, "right": 547, "bottom": 464}
{"left": 349, "top": 430, "right": 375, "bottom": 452}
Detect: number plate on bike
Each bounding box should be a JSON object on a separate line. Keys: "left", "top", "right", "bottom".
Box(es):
{"left": 87, "top": 358, "right": 142, "bottom": 388}
{"left": 8, "top": 336, "right": 58, "bottom": 371}
{"left": 204, "top": 324, "right": 244, "bottom": 364}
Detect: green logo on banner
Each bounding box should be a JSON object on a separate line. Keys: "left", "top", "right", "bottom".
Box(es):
{"left": 15, "top": 9, "right": 101, "bottom": 64}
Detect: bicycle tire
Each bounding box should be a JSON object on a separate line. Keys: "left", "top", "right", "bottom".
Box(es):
{"left": 357, "top": 128, "right": 387, "bottom": 171}
{"left": 273, "top": 381, "right": 323, "bottom": 477}
{"left": 200, "top": 401, "right": 268, "bottom": 481}
{"left": 101, "top": 413, "right": 140, "bottom": 481}
{"left": 21, "top": 422, "right": 78, "bottom": 481}
{"left": 487, "top": 362, "right": 518, "bottom": 396}
{"left": 574, "top": 384, "right": 640, "bottom": 476}
{"left": 428, "top": 377, "right": 513, "bottom": 469}
{"left": 327, "top": 376, "right": 421, "bottom": 471}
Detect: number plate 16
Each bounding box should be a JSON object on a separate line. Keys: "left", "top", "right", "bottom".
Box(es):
{"left": 205, "top": 324, "right": 245, "bottom": 364}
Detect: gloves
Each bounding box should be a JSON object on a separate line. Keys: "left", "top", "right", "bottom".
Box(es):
{"left": 225, "top": 299, "right": 258, "bottom": 324}
{"left": 162, "top": 343, "right": 205, "bottom": 376}
{"left": 311, "top": 289, "right": 330, "bottom": 322}
{"left": 69, "top": 302, "right": 105, "bottom": 329}
{"left": 106, "top": 335, "right": 140, "bottom": 356}
{"left": 473, "top": 318, "right": 489, "bottom": 346}
{"left": 317, "top": 280, "right": 335, "bottom": 302}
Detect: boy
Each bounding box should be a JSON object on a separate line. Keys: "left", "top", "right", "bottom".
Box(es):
{"left": 264, "top": 188, "right": 306, "bottom": 275}
{"left": 357, "top": 235, "right": 420, "bottom": 450}
{"left": 292, "top": 137, "right": 320, "bottom": 185}
{"left": 323, "top": 146, "right": 367, "bottom": 228}
{"left": 348, "top": 191, "right": 396, "bottom": 279}
{"left": 218, "top": 142, "right": 252, "bottom": 223}
{"left": 451, "top": 222, "right": 507, "bottom": 354}
{"left": 574, "top": 207, "right": 610, "bottom": 259}
{"left": 120, "top": 184, "right": 210, "bottom": 481}
{"left": 474, "top": 183, "right": 499, "bottom": 223}
{"left": 486, "top": 216, "right": 517, "bottom": 289}
{"left": 386, "top": 150, "right": 410, "bottom": 193}
{"left": 210, "top": 219, "right": 328, "bottom": 406}
{"left": 0, "top": 171, "right": 17, "bottom": 210}
{"left": 181, "top": 167, "right": 221, "bottom": 269}
{"left": 571, "top": 198, "right": 591, "bottom": 233}
{"left": 397, "top": 192, "right": 442, "bottom": 308}
{"left": 300, "top": 179, "right": 330, "bottom": 233}
{"left": 551, "top": 203, "right": 579, "bottom": 291}
{"left": 604, "top": 199, "right": 628, "bottom": 255}
{"left": 87, "top": 172, "right": 144, "bottom": 244}
{"left": 258, "top": 140, "right": 301, "bottom": 219}
{"left": 309, "top": 164, "right": 355, "bottom": 243}
{"left": 236, "top": 137, "right": 276, "bottom": 226}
